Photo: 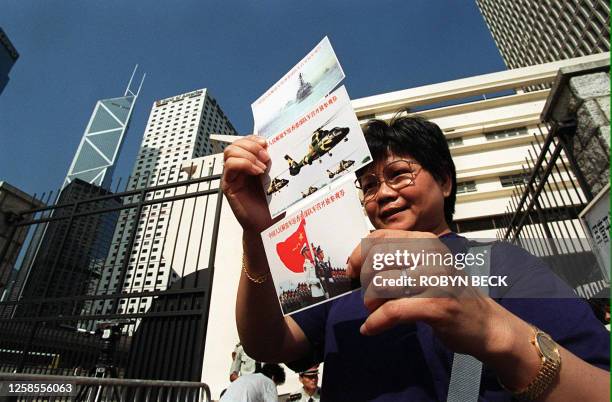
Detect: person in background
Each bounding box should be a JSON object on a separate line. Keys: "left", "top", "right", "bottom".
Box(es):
{"left": 292, "top": 366, "right": 321, "bottom": 401}
{"left": 229, "top": 342, "right": 259, "bottom": 382}
{"left": 221, "top": 362, "right": 285, "bottom": 402}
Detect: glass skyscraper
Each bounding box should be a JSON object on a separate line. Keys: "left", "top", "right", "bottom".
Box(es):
{"left": 63, "top": 67, "right": 145, "bottom": 189}
{"left": 14, "top": 68, "right": 145, "bottom": 312}
{"left": 0, "top": 27, "right": 19, "bottom": 95}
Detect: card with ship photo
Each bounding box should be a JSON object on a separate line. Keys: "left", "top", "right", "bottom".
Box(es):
{"left": 262, "top": 85, "right": 372, "bottom": 218}
{"left": 261, "top": 178, "right": 369, "bottom": 316}
{"left": 252, "top": 36, "right": 345, "bottom": 139}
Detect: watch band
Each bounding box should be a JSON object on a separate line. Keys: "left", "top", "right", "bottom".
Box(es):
{"left": 513, "top": 355, "right": 561, "bottom": 400}
{"left": 499, "top": 326, "right": 562, "bottom": 401}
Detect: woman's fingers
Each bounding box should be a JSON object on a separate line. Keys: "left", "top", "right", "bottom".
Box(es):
{"left": 226, "top": 145, "right": 267, "bottom": 170}
{"left": 346, "top": 242, "right": 363, "bottom": 279}
{"left": 222, "top": 136, "right": 271, "bottom": 185}
{"left": 346, "top": 230, "right": 398, "bottom": 278}
{"left": 224, "top": 136, "right": 270, "bottom": 164}
{"left": 362, "top": 269, "right": 425, "bottom": 307}
{"left": 223, "top": 156, "right": 265, "bottom": 184}
{"left": 360, "top": 298, "right": 433, "bottom": 336}
{"left": 245, "top": 134, "right": 268, "bottom": 148}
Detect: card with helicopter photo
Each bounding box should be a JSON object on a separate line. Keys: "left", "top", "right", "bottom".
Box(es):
{"left": 262, "top": 85, "right": 372, "bottom": 218}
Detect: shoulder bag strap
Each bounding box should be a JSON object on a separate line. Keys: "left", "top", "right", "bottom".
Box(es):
{"left": 446, "top": 244, "right": 491, "bottom": 402}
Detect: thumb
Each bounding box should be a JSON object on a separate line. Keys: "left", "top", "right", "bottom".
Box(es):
{"left": 360, "top": 298, "right": 430, "bottom": 336}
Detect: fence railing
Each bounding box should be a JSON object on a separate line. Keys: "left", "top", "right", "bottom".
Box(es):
{"left": 497, "top": 122, "right": 606, "bottom": 295}
{"left": 0, "top": 372, "right": 211, "bottom": 402}
{"left": 0, "top": 158, "right": 223, "bottom": 381}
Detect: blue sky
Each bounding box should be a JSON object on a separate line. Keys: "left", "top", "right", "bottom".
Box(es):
{"left": 0, "top": 1, "right": 506, "bottom": 197}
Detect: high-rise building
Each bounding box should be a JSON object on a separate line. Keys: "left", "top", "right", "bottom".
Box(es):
{"left": 14, "top": 69, "right": 144, "bottom": 313}
{"left": 95, "top": 88, "right": 237, "bottom": 315}
{"left": 63, "top": 66, "right": 145, "bottom": 189}
{"left": 0, "top": 27, "right": 19, "bottom": 95}
{"left": 0, "top": 182, "right": 44, "bottom": 291}
{"left": 16, "top": 180, "right": 120, "bottom": 317}
{"left": 476, "top": 0, "right": 610, "bottom": 69}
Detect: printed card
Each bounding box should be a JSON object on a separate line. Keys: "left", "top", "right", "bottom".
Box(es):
{"left": 262, "top": 85, "right": 372, "bottom": 217}
{"left": 252, "top": 36, "right": 345, "bottom": 139}
{"left": 261, "top": 178, "right": 369, "bottom": 316}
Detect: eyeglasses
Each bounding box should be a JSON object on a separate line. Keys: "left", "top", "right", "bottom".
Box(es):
{"left": 354, "top": 160, "right": 421, "bottom": 203}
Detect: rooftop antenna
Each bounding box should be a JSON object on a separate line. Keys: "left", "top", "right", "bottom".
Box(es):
{"left": 125, "top": 64, "right": 146, "bottom": 98}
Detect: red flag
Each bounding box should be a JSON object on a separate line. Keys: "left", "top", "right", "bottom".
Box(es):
{"left": 276, "top": 219, "right": 311, "bottom": 273}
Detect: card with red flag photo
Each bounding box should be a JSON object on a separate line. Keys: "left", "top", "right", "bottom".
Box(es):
{"left": 261, "top": 178, "right": 369, "bottom": 316}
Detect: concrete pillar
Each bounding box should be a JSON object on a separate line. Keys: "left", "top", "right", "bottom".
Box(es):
{"left": 541, "top": 58, "right": 610, "bottom": 196}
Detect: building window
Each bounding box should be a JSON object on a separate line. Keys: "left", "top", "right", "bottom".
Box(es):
{"left": 452, "top": 214, "right": 507, "bottom": 234}
{"left": 500, "top": 173, "right": 529, "bottom": 188}
{"left": 485, "top": 127, "right": 528, "bottom": 140}
{"left": 447, "top": 137, "right": 463, "bottom": 147}
{"left": 456, "top": 181, "right": 477, "bottom": 194}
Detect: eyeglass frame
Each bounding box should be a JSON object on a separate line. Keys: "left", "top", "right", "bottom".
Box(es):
{"left": 354, "top": 159, "right": 422, "bottom": 204}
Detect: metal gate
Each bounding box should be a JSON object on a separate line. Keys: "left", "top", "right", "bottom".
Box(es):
{"left": 497, "top": 122, "right": 607, "bottom": 295}
{"left": 0, "top": 158, "right": 223, "bottom": 382}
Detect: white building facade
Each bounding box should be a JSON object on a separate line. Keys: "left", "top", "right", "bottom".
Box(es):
{"left": 352, "top": 52, "right": 609, "bottom": 238}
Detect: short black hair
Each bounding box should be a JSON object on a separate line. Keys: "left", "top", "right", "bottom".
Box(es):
{"left": 356, "top": 115, "right": 457, "bottom": 224}
{"left": 258, "top": 363, "right": 286, "bottom": 385}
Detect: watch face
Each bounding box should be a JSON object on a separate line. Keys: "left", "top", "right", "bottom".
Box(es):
{"left": 536, "top": 333, "right": 558, "bottom": 359}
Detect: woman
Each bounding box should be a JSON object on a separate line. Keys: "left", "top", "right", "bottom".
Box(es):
{"left": 221, "top": 115, "right": 610, "bottom": 401}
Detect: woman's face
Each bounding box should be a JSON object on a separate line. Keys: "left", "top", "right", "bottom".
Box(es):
{"left": 360, "top": 153, "right": 451, "bottom": 235}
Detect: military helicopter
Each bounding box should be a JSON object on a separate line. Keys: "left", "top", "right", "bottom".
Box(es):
{"left": 326, "top": 159, "right": 355, "bottom": 179}
{"left": 285, "top": 125, "right": 350, "bottom": 176}
{"left": 266, "top": 177, "right": 289, "bottom": 196}
{"left": 301, "top": 186, "right": 319, "bottom": 198}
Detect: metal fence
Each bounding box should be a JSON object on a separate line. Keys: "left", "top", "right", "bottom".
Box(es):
{"left": 0, "top": 158, "right": 222, "bottom": 384}
{"left": 496, "top": 122, "right": 606, "bottom": 295}
{"left": 0, "top": 372, "right": 211, "bottom": 402}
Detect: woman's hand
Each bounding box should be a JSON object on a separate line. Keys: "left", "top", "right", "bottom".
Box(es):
{"left": 221, "top": 135, "right": 276, "bottom": 233}
{"left": 347, "top": 229, "right": 522, "bottom": 363}
{"left": 348, "top": 229, "right": 612, "bottom": 400}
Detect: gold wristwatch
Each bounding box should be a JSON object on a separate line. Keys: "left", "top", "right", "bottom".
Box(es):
{"left": 504, "top": 326, "right": 562, "bottom": 401}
